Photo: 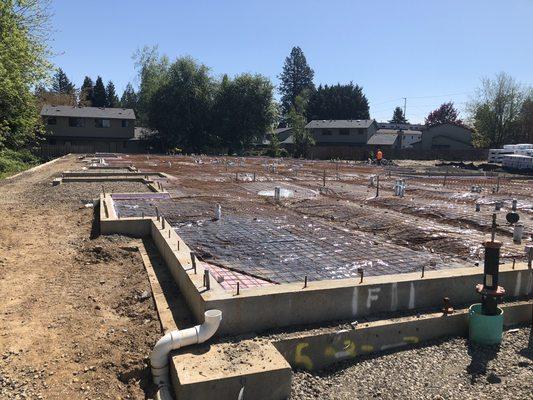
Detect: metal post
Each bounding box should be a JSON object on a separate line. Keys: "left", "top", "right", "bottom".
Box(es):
{"left": 191, "top": 252, "right": 197, "bottom": 274}
{"left": 323, "top": 170, "right": 326, "bottom": 187}
{"left": 479, "top": 240, "right": 503, "bottom": 316}
{"left": 376, "top": 175, "right": 380, "bottom": 197}
{"left": 236, "top": 282, "right": 240, "bottom": 295}
{"left": 303, "top": 276, "right": 308, "bottom": 288}
{"left": 204, "top": 270, "right": 210, "bottom": 290}
{"left": 155, "top": 206, "right": 159, "bottom": 221}
{"left": 358, "top": 268, "right": 364, "bottom": 283}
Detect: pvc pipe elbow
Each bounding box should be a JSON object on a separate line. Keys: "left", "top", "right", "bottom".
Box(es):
{"left": 197, "top": 309, "right": 222, "bottom": 343}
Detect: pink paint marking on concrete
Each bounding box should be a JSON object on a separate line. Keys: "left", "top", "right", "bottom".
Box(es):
{"left": 205, "top": 263, "right": 273, "bottom": 290}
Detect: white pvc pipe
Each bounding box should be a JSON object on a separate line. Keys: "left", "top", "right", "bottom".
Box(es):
{"left": 151, "top": 310, "right": 222, "bottom": 400}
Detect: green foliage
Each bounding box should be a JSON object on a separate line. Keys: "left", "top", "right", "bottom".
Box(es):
{"left": 518, "top": 97, "right": 533, "bottom": 143}
{"left": 278, "top": 46, "right": 315, "bottom": 117}
{"left": 120, "top": 83, "right": 138, "bottom": 111}
{"left": 468, "top": 73, "right": 530, "bottom": 148}
{"left": 0, "top": 148, "right": 39, "bottom": 178}
{"left": 134, "top": 46, "right": 170, "bottom": 125}
{"left": 389, "top": 106, "right": 407, "bottom": 124}
{"left": 148, "top": 57, "right": 215, "bottom": 152}
{"left": 307, "top": 83, "right": 369, "bottom": 120}
{"left": 51, "top": 68, "right": 76, "bottom": 96}
{"left": 288, "top": 95, "right": 314, "bottom": 158}
{"left": 0, "top": 0, "right": 52, "bottom": 150}
{"left": 105, "top": 81, "right": 119, "bottom": 108}
{"left": 92, "top": 76, "right": 107, "bottom": 107}
{"left": 79, "top": 76, "right": 94, "bottom": 106}
{"left": 214, "top": 73, "right": 277, "bottom": 153}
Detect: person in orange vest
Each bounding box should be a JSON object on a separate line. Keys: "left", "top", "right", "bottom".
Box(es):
{"left": 376, "top": 149, "right": 383, "bottom": 165}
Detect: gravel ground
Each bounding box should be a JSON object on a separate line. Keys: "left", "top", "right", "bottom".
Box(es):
{"left": 290, "top": 326, "right": 533, "bottom": 400}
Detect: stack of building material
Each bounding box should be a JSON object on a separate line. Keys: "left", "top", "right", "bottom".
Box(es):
{"left": 501, "top": 154, "right": 533, "bottom": 170}
{"left": 488, "top": 144, "right": 533, "bottom": 164}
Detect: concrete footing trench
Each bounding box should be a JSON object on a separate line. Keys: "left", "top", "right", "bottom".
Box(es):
{"left": 2, "top": 154, "right": 531, "bottom": 399}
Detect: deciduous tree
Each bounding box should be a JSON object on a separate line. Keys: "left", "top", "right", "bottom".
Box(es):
{"left": 468, "top": 73, "right": 528, "bottom": 147}
{"left": 307, "top": 83, "right": 369, "bottom": 120}
{"left": 214, "top": 73, "right": 276, "bottom": 153}
{"left": 425, "top": 102, "right": 463, "bottom": 127}
{"left": 0, "top": 0, "right": 52, "bottom": 149}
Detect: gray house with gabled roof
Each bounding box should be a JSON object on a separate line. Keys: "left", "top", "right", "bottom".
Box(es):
{"left": 305, "top": 119, "right": 378, "bottom": 145}
{"left": 40, "top": 105, "right": 146, "bottom": 155}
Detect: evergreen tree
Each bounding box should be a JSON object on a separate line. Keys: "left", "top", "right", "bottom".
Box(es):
{"left": 79, "top": 76, "right": 94, "bottom": 106}
{"left": 51, "top": 68, "right": 76, "bottom": 96}
{"left": 278, "top": 46, "right": 315, "bottom": 117}
{"left": 425, "top": 102, "right": 462, "bottom": 127}
{"left": 289, "top": 94, "right": 315, "bottom": 158}
{"left": 120, "top": 83, "right": 138, "bottom": 110}
{"left": 389, "top": 107, "right": 408, "bottom": 124}
{"left": 92, "top": 76, "right": 107, "bottom": 107}
{"left": 307, "top": 83, "right": 370, "bottom": 120}
{"left": 105, "top": 81, "right": 119, "bottom": 108}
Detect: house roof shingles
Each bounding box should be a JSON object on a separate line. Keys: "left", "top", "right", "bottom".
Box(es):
{"left": 41, "top": 105, "right": 136, "bottom": 120}
{"left": 367, "top": 133, "right": 399, "bottom": 145}
{"left": 306, "top": 119, "right": 375, "bottom": 129}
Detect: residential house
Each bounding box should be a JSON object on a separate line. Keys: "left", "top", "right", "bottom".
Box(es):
{"left": 374, "top": 128, "right": 422, "bottom": 149}
{"left": 414, "top": 123, "right": 473, "bottom": 150}
{"left": 40, "top": 105, "right": 146, "bottom": 154}
{"left": 305, "top": 119, "right": 378, "bottom": 145}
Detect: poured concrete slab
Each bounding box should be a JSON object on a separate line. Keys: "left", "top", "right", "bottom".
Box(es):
{"left": 170, "top": 342, "right": 292, "bottom": 400}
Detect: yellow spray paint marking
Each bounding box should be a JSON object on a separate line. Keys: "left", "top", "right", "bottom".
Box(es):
{"left": 361, "top": 345, "right": 374, "bottom": 352}
{"left": 295, "top": 343, "right": 313, "bottom": 370}
{"left": 403, "top": 336, "right": 419, "bottom": 344}
{"left": 325, "top": 340, "right": 357, "bottom": 359}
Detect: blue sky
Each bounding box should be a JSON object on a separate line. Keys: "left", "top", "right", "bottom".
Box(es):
{"left": 49, "top": 0, "right": 533, "bottom": 123}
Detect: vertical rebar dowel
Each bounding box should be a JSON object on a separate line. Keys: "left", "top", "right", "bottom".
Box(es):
{"left": 177, "top": 240, "right": 180, "bottom": 251}
{"left": 376, "top": 175, "right": 380, "bottom": 197}
{"left": 236, "top": 282, "right": 240, "bottom": 295}
{"left": 491, "top": 213, "right": 497, "bottom": 242}
{"left": 235, "top": 172, "right": 238, "bottom": 182}
{"left": 141, "top": 211, "right": 145, "bottom": 218}
{"left": 323, "top": 170, "right": 326, "bottom": 187}
{"left": 162, "top": 217, "right": 165, "bottom": 229}
{"left": 155, "top": 206, "right": 160, "bottom": 221}
{"left": 102, "top": 185, "right": 105, "bottom": 196}
{"left": 253, "top": 172, "right": 256, "bottom": 182}
{"left": 421, "top": 265, "right": 425, "bottom": 278}
{"left": 358, "top": 268, "right": 364, "bottom": 283}
{"left": 191, "top": 252, "right": 197, "bottom": 274}
{"left": 512, "top": 258, "right": 516, "bottom": 269}
{"left": 168, "top": 230, "right": 171, "bottom": 238}
{"left": 304, "top": 276, "right": 308, "bottom": 288}
{"left": 204, "top": 270, "right": 210, "bottom": 290}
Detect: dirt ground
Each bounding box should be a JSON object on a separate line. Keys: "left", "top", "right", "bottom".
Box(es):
{"left": 0, "top": 157, "right": 160, "bottom": 399}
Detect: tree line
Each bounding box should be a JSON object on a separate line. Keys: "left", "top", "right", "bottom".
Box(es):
{"left": 0, "top": 0, "right": 531, "bottom": 160}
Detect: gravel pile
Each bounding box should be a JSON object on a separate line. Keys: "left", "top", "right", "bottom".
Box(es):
{"left": 290, "top": 326, "right": 532, "bottom": 400}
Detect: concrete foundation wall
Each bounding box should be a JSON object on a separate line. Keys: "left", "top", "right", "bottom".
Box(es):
{"left": 206, "top": 266, "right": 532, "bottom": 334}
{"left": 274, "top": 301, "right": 532, "bottom": 371}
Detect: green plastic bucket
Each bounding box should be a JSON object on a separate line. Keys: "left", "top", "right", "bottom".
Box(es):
{"left": 468, "top": 303, "right": 504, "bottom": 345}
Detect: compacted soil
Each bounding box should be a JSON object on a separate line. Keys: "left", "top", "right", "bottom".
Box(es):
{"left": 0, "top": 156, "right": 160, "bottom": 399}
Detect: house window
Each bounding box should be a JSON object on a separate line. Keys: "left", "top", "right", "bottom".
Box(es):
{"left": 339, "top": 129, "right": 350, "bottom": 135}
{"left": 47, "top": 117, "right": 57, "bottom": 125}
{"left": 322, "top": 129, "right": 333, "bottom": 136}
{"left": 121, "top": 120, "right": 130, "bottom": 128}
{"left": 95, "top": 118, "right": 111, "bottom": 128}
{"left": 69, "top": 118, "right": 84, "bottom": 127}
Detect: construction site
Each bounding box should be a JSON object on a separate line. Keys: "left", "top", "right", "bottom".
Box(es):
{"left": 0, "top": 153, "right": 531, "bottom": 400}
